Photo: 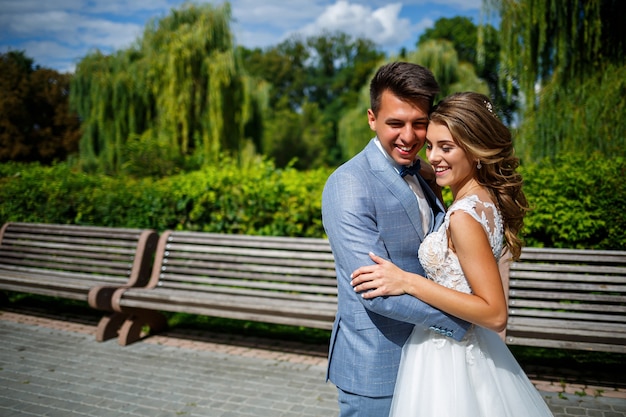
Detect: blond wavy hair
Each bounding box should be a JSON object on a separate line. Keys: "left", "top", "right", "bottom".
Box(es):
{"left": 429, "top": 92, "right": 529, "bottom": 260}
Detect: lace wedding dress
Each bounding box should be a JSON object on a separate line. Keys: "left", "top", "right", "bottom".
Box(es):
{"left": 389, "top": 195, "right": 553, "bottom": 417}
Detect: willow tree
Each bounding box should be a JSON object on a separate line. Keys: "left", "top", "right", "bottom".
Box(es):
{"left": 337, "top": 40, "right": 489, "bottom": 161}
{"left": 71, "top": 3, "right": 267, "bottom": 175}
{"left": 484, "top": 0, "right": 626, "bottom": 161}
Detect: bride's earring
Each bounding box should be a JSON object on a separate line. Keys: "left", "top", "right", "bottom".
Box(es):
{"left": 477, "top": 160, "right": 482, "bottom": 169}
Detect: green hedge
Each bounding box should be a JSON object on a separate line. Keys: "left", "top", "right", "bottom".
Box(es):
{"left": 1, "top": 153, "right": 624, "bottom": 249}
{"left": 0, "top": 160, "right": 330, "bottom": 238}
{"left": 519, "top": 153, "right": 625, "bottom": 249}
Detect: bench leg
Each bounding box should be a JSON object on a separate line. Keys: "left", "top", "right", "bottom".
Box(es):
{"left": 95, "top": 312, "right": 129, "bottom": 342}
{"left": 118, "top": 310, "right": 168, "bottom": 346}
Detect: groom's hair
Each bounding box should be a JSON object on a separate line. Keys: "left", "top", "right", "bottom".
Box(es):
{"left": 369, "top": 62, "right": 440, "bottom": 115}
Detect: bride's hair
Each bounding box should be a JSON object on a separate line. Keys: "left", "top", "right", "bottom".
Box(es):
{"left": 429, "top": 92, "right": 529, "bottom": 260}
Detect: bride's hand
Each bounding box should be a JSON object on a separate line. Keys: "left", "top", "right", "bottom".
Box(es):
{"left": 351, "top": 252, "right": 409, "bottom": 299}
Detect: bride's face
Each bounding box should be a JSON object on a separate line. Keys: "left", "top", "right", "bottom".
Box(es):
{"left": 425, "top": 122, "right": 474, "bottom": 194}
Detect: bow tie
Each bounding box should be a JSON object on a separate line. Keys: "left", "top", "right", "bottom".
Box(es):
{"left": 399, "top": 160, "right": 421, "bottom": 178}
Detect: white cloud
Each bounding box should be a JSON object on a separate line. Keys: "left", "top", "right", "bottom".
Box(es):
{"left": 401, "top": 0, "right": 482, "bottom": 10}
{"left": 295, "top": 1, "right": 413, "bottom": 49}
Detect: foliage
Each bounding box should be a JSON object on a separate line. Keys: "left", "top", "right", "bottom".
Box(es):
{"left": 487, "top": 0, "right": 624, "bottom": 107}
{"left": 261, "top": 102, "right": 334, "bottom": 170}
{"left": 418, "top": 16, "right": 516, "bottom": 124}
{"left": 70, "top": 3, "right": 268, "bottom": 175}
{"left": 414, "top": 40, "right": 490, "bottom": 98}
{"left": 239, "top": 32, "right": 384, "bottom": 167}
{"left": 484, "top": 0, "right": 625, "bottom": 161}
{"left": 0, "top": 51, "right": 81, "bottom": 164}
{"left": 0, "top": 160, "right": 332, "bottom": 238}
{"left": 515, "top": 63, "right": 626, "bottom": 162}
{"left": 519, "top": 154, "right": 626, "bottom": 249}
{"left": 1, "top": 154, "right": 624, "bottom": 250}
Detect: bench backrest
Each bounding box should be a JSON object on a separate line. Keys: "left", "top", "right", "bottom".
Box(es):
{"left": 147, "top": 230, "right": 337, "bottom": 296}
{"left": 0, "top": 222, "right": 157, "bottom": 289}
{"left": 506, "top": 247, "right": 626, "bottom": 352}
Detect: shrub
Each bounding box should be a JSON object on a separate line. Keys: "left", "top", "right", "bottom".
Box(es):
{"left": 1, "top": 154, "right": 623, "bottom": 249}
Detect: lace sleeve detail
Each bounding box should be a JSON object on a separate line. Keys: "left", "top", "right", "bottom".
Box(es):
{"left": 445, "top": 195, "right": 504, "bottom": 260}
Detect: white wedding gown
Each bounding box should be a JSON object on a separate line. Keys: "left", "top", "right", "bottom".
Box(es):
{"left": 389, "top": 195, "right": 553, "bottom": 417}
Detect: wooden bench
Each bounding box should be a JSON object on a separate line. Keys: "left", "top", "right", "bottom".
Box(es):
{"left": 94, "top": 231, "right": 338, "bottom": 345}
{"left": 503, "top": 247, "right": 626, "bottom": 353}
{"left": 0, "top": 222, "right": 158, "bottom": 319}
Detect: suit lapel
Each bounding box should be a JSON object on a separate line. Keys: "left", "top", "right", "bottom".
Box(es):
{"left": 364, "top": 140, "right": 429, "bottom": 240}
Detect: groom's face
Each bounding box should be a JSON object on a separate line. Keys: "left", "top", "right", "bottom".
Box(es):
{"left": 367, "top": 89, "right": 430, "bottom": 167}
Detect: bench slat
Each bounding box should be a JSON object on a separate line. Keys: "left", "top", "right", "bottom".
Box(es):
{"left": 507, "top": 318, "right": 625, "bottom": 337}
{"left": 2, "top": 238, "right": 138, "bottom": 255}
{"left": 5, "top": 222, "right": 148, "bottom": 236}
{"left": 122, "top": 287, "right": 337, "bottom": 309}
{"left": 162, "top": 259, "right": 337, "bottom": 278}
{"left": 509, "top": 299, "right": 626, "bottom": 313}
{"left": 163, "top": 252, "right": 335, "bottom": 270}
{"left": 509, "top": 308, "right": 625, "bottom": 323}
{"left": 511, "top": 264, "right": 626, "bottom": 276}
{"left": 504, "top": 337, "right": 625, "bottom": 353}
{"left": 156, "top": 277, "right": 337, "bottom": 296}
{"left": 0, "top": 270, "right": 128, "bottom": 299}
{"left": 120, "top": 299, "right": 335, "bottom": 330}
{"left": 120, "top": 295, "right": 336, "bottom": 322}
{"left": 509, "top": 280, "right": 624, "bottom": 293}
{"left": 165, "top": 244, "right": 334, "bottom": 261}
{"left": 160, "top": 265, "right": 337, "bottom": 286}
{"left": 1, "top": 259, "right": 133, "bottom": 276}
{"left": 507, "top": 290, "right": 623, "bottom": 303}
{"left": 167, "top": 232, "right": 333, "bottom": 250}
{"left": 1, "top": 247, "right": 135, "bottom": 264}
{"left": 519, "top": 247, "right": 626, "bottom": 263}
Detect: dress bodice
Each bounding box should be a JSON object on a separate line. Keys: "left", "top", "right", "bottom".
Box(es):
{"left": 418, "top": 195, "right": 503, "bottom": 294}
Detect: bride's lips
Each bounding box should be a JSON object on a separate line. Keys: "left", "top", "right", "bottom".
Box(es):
{"left": 434, "top": 166, "right": 450, "bottom": 175}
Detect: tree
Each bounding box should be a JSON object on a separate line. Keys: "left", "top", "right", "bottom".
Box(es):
{"left": 418, "top": 17, "right": 515, "bottom": 123}
{"left": 418, "top": 16, "right": 478, "bottom": 64}
{"left": 0, "top": 51, "right": 80, "bottom": 164}
{"left": 237, "top": 38, "right": 309, "bottom": 112}
{"left": 239, "top": 32, "right": 383, "bottom": 168}
{"left": 71, "top": 3, "right": 268, "bottom": 175}
{"left": 485, "top": 0, "right": 626, "bottom": 161}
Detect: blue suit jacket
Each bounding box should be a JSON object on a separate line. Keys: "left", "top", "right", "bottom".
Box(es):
{"left": 322, "top": 139, "right": 470, "bottom": 397}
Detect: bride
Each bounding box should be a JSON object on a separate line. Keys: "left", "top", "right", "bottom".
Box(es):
{"left": 351, "top": 92, "right": 554, "bottom": 417}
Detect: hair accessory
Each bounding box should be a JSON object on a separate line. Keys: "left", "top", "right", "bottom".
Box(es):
{"left": 483, "top": 100, "right": 493, "bottom": 114}
{"left": 477, "top": 160, "right": 482, "bottom": 169}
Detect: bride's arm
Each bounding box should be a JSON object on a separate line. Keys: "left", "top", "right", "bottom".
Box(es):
{"left": 351, "top": 211, "right": 507, "bottom": 332}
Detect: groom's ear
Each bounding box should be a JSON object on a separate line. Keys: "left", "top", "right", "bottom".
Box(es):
{"left": 367, "top": 109, "right": 377, "bottom": 131}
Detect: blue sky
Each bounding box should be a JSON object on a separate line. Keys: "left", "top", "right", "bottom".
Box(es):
{"left": 0, "top": 0, "right": 484, "bottom": 73}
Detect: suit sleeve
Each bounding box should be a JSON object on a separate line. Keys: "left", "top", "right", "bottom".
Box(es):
{"left": 322, "top": 168, "right": 470, "bottom": 340}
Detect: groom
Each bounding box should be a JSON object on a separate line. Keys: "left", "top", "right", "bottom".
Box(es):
{"left": 322, "top": 62, "right": 470, "bottom": 416}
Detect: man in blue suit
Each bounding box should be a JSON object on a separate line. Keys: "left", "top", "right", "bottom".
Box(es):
{"left": 322, "top": 62, "right": 470, "bottom": 416}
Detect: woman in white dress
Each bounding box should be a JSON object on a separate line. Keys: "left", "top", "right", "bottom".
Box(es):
{"left": 350, "top": 92, "right": 553, "bottom": 416}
